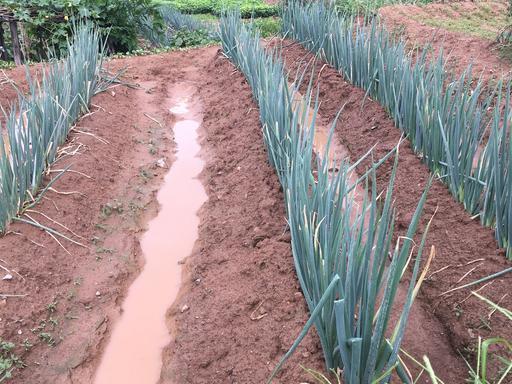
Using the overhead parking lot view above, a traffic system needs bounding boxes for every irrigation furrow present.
[94,82,206,383]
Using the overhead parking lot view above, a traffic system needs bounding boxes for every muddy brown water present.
[93,84,206,384]
[292,86,368,230]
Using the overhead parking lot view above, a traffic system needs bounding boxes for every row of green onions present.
[0,24,105,232]
[220,10,431,383]
[282,1,512,259]
[139,5,218,47]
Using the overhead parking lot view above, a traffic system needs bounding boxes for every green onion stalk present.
[0,24,106,232]
[220,10,432,383]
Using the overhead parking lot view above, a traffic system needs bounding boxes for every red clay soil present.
[0,67,31,101]
[0,52,183,383]
[0,47,323,383]
[160,49,322,383]
[277,41,512,381]
[379,1,512,80]
[0,63,47,111]
[2,38,509,384]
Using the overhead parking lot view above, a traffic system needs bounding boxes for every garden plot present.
[0,2,511,384]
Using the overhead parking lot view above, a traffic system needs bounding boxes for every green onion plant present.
[0,24,105,233]
[220,10,432,383]
[480,82,512,254]
[282,1,512,258]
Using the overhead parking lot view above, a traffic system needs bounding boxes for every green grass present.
[249,16,281,37]
[190,14,281,37]
[153,0,279,18]
[0,61,15,70]
[191,13,219,22]
[0,340,23,381]
[411,2,509,40]
[499,43,512,61]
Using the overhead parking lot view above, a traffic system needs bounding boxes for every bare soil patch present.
[379,1,512,80]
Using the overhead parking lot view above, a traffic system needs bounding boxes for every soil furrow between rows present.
[160,49,322,383]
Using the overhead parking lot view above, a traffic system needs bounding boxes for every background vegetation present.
[333,0,430,15]
[0,0,280,65]
[153,0,278,18]
[1,0,162,58]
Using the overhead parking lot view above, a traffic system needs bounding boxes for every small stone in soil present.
[156,158,166,168]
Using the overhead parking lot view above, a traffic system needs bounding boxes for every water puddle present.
[94,84,206,384]
[169,102,188,115]
[290,85,367,221]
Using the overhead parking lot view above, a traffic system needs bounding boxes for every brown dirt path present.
[379,1,512,80]
[277,41,512,382]
[160,48,322,383]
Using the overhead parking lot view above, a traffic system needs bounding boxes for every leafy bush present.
[250,17,281,37]
[154,0,212,14]
[139,6,217,48]
[2,0,162,58]
[169,29,213,47]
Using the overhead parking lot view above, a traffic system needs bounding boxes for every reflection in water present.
[169,102,188,115]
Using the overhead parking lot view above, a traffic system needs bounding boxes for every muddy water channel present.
[94,84,206,384]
